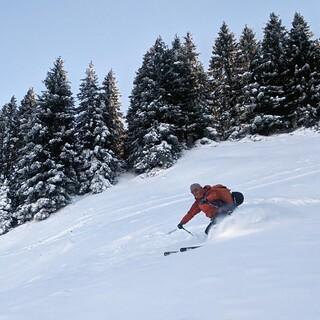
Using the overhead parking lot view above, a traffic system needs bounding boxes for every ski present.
[164,245,202,256]
[164,250,179,256]
[180,245,202,252]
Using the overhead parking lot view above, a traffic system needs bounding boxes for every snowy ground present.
[1,129,320,320]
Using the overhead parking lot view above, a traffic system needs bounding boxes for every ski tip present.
[164,250,179,256]
[164,245,202,256]
[180,245,202,252]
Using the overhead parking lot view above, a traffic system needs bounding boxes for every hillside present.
[0,130,320,320]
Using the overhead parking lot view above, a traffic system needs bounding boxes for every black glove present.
[177,223,183,229]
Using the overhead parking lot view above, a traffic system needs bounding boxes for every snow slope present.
[1,130,320,320]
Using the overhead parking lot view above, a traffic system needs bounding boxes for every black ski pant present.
[204,204,236,235]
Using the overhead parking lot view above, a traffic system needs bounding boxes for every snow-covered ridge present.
[0,129,320,320]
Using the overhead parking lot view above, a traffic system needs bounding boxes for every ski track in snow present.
[109,196,190,222]
[246,168,320,190]
[241,163,320,189]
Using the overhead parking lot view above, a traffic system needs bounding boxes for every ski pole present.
[168,226,193,236]
[182,226,194,236]
[167,228,177,235]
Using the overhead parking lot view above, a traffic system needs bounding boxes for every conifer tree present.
[0,97,19,180]
[76,63,121,193]
[163,33,211,145]
[0,182,12,235]
[285,13,319,127]
[8,89,38,212]
[13,97,49,223]
[101,70,125,158]
[0,110,5,181]
[13,58,77,222]
[43,58,78,196]
[17,88,38,149]
[239,26,259,69]
[160,36,186,137]
[252,13,289,134]
[132,120,180,173]
[235,25,260,136]
[126,37,182,173]
[208,22,240,139]
[309,40,320,124]
[183,33,212,144]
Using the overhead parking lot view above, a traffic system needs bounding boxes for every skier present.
[177,183,244,234]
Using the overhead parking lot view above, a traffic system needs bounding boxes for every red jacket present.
[180,184,233,225]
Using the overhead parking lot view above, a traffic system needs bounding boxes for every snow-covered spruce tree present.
[284,13,320,128]
[182,33,212,144]
[7,89,38,212]
[0,110,5,181]
[252,13,289,135]
[11,94,49,223]
[158,36,186,139]
[42,58,78,197]
[132,116,181,173]
[208,22,241,140]
[162,34,211,146]
[76,63,121,194]
[126,37,182,173]
[13,58,78,222]
[309,40,320,125]
[232,25,260,138]
[100,70,126,159]
[17,88,38,148]
[0,97,19,180]
[0,182,12,235]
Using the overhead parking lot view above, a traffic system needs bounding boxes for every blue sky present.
[0,0,319,112]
